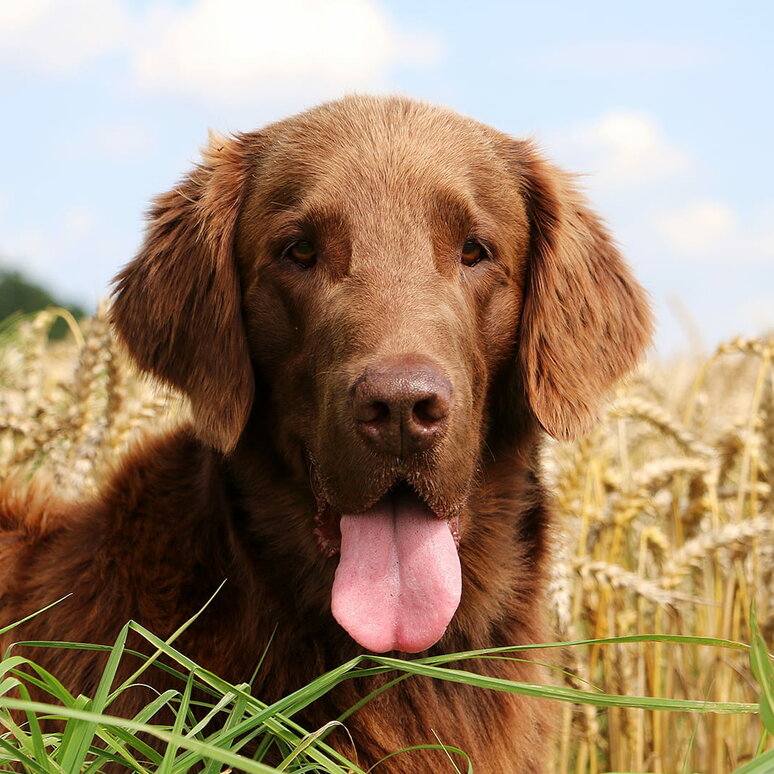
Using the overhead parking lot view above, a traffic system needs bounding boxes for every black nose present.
[351,357,452,456]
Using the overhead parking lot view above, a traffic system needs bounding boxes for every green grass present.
[1,601,771,773]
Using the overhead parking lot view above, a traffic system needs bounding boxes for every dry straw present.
[550,335,774,774]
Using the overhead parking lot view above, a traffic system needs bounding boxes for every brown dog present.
[0,96,652,772]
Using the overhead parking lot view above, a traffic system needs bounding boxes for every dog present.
[0,96,652,772]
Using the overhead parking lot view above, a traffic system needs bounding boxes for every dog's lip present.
[312,477,461,558]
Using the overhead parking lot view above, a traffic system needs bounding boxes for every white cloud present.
[551,112,774,268]
[657,200,737,253]
[0,0,441,106]
[655,199,774,264]
[130,0,443,105]
[550,111,692,192]
[0,0,130,74]
[538,41,710,72]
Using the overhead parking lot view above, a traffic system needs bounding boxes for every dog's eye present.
[461,239,485,267]
[287,240,317,266]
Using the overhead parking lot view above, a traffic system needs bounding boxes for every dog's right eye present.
[461,239,485,267]
[285,240,317,267]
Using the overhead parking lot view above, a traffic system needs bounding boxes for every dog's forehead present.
[257,97,514,202]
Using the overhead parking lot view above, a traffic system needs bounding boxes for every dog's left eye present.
[286,240,317,266]
[461,239,485,267]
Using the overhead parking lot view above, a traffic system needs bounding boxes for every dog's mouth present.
[313,480,461,555]
[312,478,463,653]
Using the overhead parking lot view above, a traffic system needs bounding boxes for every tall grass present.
[1,309,773,773]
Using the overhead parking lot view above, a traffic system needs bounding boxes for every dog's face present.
[111,96,652,653]
[236,101,530,521]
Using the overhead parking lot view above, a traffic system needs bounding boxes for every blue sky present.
[1,0,772,354]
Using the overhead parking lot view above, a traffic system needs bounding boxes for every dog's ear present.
[515,142,653,440]
[111,132,258,453]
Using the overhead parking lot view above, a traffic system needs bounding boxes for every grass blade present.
[0,596,72,639]
[749,605,774,735]
[365,656,758,714]
[58,622,129,772]
[729,746,774,774]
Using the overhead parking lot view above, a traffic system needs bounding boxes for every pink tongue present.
[331,490,462,653]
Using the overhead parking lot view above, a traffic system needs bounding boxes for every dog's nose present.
[352,358,452,456]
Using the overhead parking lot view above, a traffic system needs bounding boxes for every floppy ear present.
[515,142,653,440]
[111,132,258,453]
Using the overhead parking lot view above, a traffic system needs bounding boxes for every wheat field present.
[1,308,772,774]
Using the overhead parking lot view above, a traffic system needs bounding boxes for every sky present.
[1,0,772,355]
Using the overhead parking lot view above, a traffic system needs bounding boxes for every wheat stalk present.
[609,396,714,458]
[663,515,774,585]
[573,558,710,607]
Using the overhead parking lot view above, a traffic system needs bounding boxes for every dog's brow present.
[430,188,504,250]
[431,189,476,235]
[260,179,305,212]
[266,203,349,238]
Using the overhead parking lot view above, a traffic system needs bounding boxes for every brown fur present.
[0,96,652,772]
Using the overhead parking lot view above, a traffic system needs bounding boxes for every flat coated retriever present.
[0,96,652,772]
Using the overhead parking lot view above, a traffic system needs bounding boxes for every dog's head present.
[112,96,652,653]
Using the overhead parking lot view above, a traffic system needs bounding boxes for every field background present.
[1,309,772,774]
